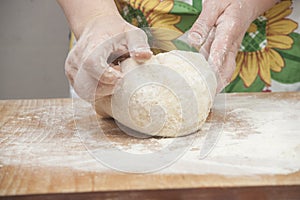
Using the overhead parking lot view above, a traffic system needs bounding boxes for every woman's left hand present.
[188,0,279,92]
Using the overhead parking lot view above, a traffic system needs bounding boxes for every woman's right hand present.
[65,14,152,103]
[57,0,152,104]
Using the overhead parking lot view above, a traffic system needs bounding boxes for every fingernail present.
[188,32,204,45]
[106,67,122,77]
[135,47,152,53]
[130,49,153,63]
[107,67,113,73]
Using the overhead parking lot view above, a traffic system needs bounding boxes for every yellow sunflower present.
[232,0,298,87]
[115,0,183,51]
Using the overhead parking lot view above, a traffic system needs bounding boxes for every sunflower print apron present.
[70,0,300,92]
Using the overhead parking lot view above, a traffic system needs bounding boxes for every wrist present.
[72,12,121,39]
[57,0,121,39]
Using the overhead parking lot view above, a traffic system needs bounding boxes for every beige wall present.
[0,0,70,99]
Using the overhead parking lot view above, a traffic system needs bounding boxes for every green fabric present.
[174,14,198,32]
[240,17,267,52]
[171,1,200,32]
[272,32,300,84]
[116,0,300,92]
[171,1,200,14]
[172,39,198,52]
[120,5,149,28]
[192,0,202,12]
[224,76,266,93]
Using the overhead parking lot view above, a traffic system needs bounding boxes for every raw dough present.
[95,50,217,137]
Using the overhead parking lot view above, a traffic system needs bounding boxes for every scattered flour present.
[0,94,299,175]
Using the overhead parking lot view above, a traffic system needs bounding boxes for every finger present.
[107,50,129,64]
[74,67,120,101]
[126,28,152,62]
[95,82,116,99]
[213,34,244,93]
[94,96,111,118]
[208,13,244,74]
[132,51,153,63]
[215,51,237,93]
[199,27,216,60]
[64,43,84,87]
[73,66,99,101]
[100,67,122,85]
[65,57,78,87]
[112,64,121,72]
[98,65,123,97]
[81,35,125,82]
[188,0,229,46]
[65,64,78,87]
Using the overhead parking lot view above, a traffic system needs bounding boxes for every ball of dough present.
[95,50,217,137]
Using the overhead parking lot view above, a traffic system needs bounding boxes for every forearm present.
[57,0,120,39]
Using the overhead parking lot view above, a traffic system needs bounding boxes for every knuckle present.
[65,56,74,70]
[194,19,209,31]
[64,68,74,86]
[232,17,242,28]
[82,57,94,71]
[202,0,212,9]
[226,16,243,31]
[65,63,74,79]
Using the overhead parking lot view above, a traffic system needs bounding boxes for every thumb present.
[126,28,152,62]
[188,0,227,46]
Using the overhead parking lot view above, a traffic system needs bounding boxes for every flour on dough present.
[96,50,217,137]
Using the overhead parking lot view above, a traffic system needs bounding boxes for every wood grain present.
[0,93,300,199]
[3,186,300,200]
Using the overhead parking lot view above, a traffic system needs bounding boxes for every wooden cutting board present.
[0,92,299,199]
